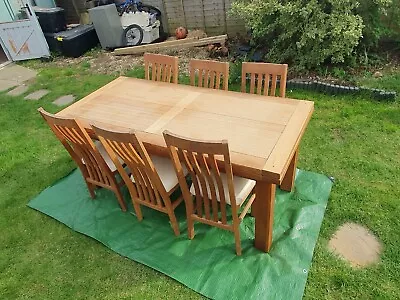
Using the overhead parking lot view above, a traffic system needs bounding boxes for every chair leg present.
[187,216,195,240]
[234,227,242,256]
[113,184,127,212]
[85,181,96,199]
[168,210,180,236]
[132,200,143,221]
[185,197,195,239]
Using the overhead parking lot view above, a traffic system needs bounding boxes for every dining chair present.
[37,108,127,211]
[189,59,229,90]
[163,131,256,255]
[92,125,187,236]
[241,62,288,97]
[144,53,179,84]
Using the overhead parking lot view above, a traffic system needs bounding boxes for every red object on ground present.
[175,27,188,39]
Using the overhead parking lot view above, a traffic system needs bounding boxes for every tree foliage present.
[231,0,394,70]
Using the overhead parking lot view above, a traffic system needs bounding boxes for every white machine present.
[120,11,160,46]
[89,4,162,49]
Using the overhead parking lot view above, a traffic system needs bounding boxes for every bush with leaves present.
[231,0,392,70]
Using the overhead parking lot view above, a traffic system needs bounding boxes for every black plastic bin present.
[45,25,99,57]
[33,7,66,33]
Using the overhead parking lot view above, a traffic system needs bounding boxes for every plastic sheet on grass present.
[28,169,333,300]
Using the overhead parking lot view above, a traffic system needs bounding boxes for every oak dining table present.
[57,76,314,253]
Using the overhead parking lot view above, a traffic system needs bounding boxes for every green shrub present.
[231,0,393,70]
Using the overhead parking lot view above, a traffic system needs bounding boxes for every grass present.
[0,63,399,299]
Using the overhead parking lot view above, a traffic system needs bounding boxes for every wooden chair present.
[241,62,288,97]
[144,53,179,84]
[92,125,187,236]
[189,59,229,90]
[163,131,256,255]
[37,108,127,211]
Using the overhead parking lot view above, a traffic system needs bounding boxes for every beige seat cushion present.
[129,155,188,192]
[94,141,123,172]
[190,175,255,205]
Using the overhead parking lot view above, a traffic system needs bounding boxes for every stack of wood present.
[113,35,228,56]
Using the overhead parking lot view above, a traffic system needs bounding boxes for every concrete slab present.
[328,222,382,268]
[0,64,37,81]
[7,84,29,96]
[0,80,17,92]
[0,64,37,92]
[24,89,50,101]
[52,94,76,106]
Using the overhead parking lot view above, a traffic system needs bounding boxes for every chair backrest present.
[241,62,288,97]
[92,126,172,209]
[163,130,237,225]
[37,108,114,186]
[144,53,179,84]
[189,59,229,90]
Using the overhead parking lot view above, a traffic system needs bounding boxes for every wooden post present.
[254,182,276,252]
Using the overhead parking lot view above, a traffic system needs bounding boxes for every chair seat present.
[94,141,122,172]
[190,175,255,205]
[130,155,188,192]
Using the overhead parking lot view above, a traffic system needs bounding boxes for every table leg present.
[280,149,299,192]
[254,181,276,252]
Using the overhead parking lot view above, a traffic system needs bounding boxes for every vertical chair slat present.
[271,74,277,96]
[198,69,204,87]
[250,73,256,94]
[162,64,168,82]
[151,63,156,81]
[144,60,149,80]
[187,151,210,219]
[167,65,172,83]
[197,153,219,221]
[207,154,227,223]
[263,74,270,96]
[156,63,162,82]
[215,71,221,90]
[209,71,215,89]
[256,73,263,95]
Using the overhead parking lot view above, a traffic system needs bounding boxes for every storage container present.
[45,25,99,57]
[33,7,66,33]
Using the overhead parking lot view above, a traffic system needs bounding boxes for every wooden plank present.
[113,37,198,55]
[113,35,228,55]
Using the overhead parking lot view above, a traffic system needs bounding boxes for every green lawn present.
[0,63,399,299]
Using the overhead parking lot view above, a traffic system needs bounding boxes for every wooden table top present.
[57,77,314,183]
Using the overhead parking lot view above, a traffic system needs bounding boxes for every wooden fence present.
[143,0,246,36]
[59,0,246,36]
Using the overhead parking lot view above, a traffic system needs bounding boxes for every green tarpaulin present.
[28,169,332,300]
